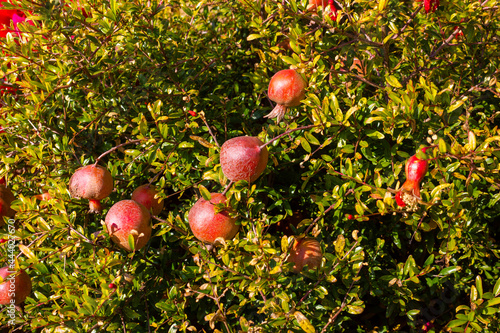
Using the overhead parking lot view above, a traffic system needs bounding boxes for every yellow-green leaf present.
[294,311,316,333]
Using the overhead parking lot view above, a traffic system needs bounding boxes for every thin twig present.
[260,124,319,149]
[94,139,143,166]
[200,114,220,148]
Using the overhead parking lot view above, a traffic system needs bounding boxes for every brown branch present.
[94,139,143,166]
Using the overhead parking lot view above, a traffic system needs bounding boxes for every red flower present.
[423,0,439,13]
[188,110,197,117]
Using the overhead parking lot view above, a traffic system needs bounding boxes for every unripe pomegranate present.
[288,238,322,273]
[68,164,113,213]
[220,136,268,183]
[0,267,32,305]
[188,193,239,244]
[0,185,16,226]
[104,200,152,251]
[266,69,307,122]
[396,149,429,208]
[131,184,164,216]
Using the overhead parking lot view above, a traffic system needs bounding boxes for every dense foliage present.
[1,0,500,332]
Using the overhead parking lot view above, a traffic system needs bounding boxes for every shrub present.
[1,0,500,332]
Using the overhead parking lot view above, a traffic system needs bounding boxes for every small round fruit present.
[266,69,307,122]
[108,283,116,289]
[0,185,15,225]
[0,267,32,305]
[188,193,239,244]
[69,164,113,212]
[220,136,269,183]
[131,184,164,216]
[288,238,322,273]
[105,200,152,251]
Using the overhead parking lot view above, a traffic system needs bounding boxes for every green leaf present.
[493,277,500,296]
[439,266,461,276]
[247,34,262,41]
[447,319,468,328]
[386,75,402,88]
[347,304,365,315]
[128,234,135,252]
[485,297,500,307]
[294,311,316,333]
[365,129,385,139]
[470,285,478,302]
[476,275,483,299]
[378,0,388,11]
[198,185,212,201]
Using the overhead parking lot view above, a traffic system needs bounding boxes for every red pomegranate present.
[131,184,164,216]
[266,69,307,122]
[396,148,430,208]
[0,267,32,305]
[68,164,113,212]
[220,136,268,183]
[104,200,152,251]
[0,185,15,226]
[288,238,323,273]
[188,193,239,244]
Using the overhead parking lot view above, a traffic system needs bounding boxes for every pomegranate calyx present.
[89,199,103,213]
[264,104,287,122]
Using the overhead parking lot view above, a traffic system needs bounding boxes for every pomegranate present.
[396,149,430,209]
[188,193,239,244]
[328,0,339,20]
[0,267,32,305]
[266,69,307,122]
[220,136,268,183]
[416,0,439,13]
[288,238,323,273]
[424,0,439,13]
[33,192,52,201]
[68,164,113,213]
[307,0,328,10]
[131,184,164,216]
[104,200,152,251]
[0,184,15,225]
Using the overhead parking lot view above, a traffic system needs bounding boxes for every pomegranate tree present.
[395,148,430,209]
[68,164,113,213]
[188,193,239,244]
[220,136,269,183]
[0,267,32,305]
[266,69,307,122]
[104,200,152,251]
[288,238,323,273]
[131,184,164,216]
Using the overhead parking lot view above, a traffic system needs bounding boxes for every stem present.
[152,215,188,236]
[200,113,220,148]
[221,180,234,196]
[94,139,142,166]
[260,124,319,149]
